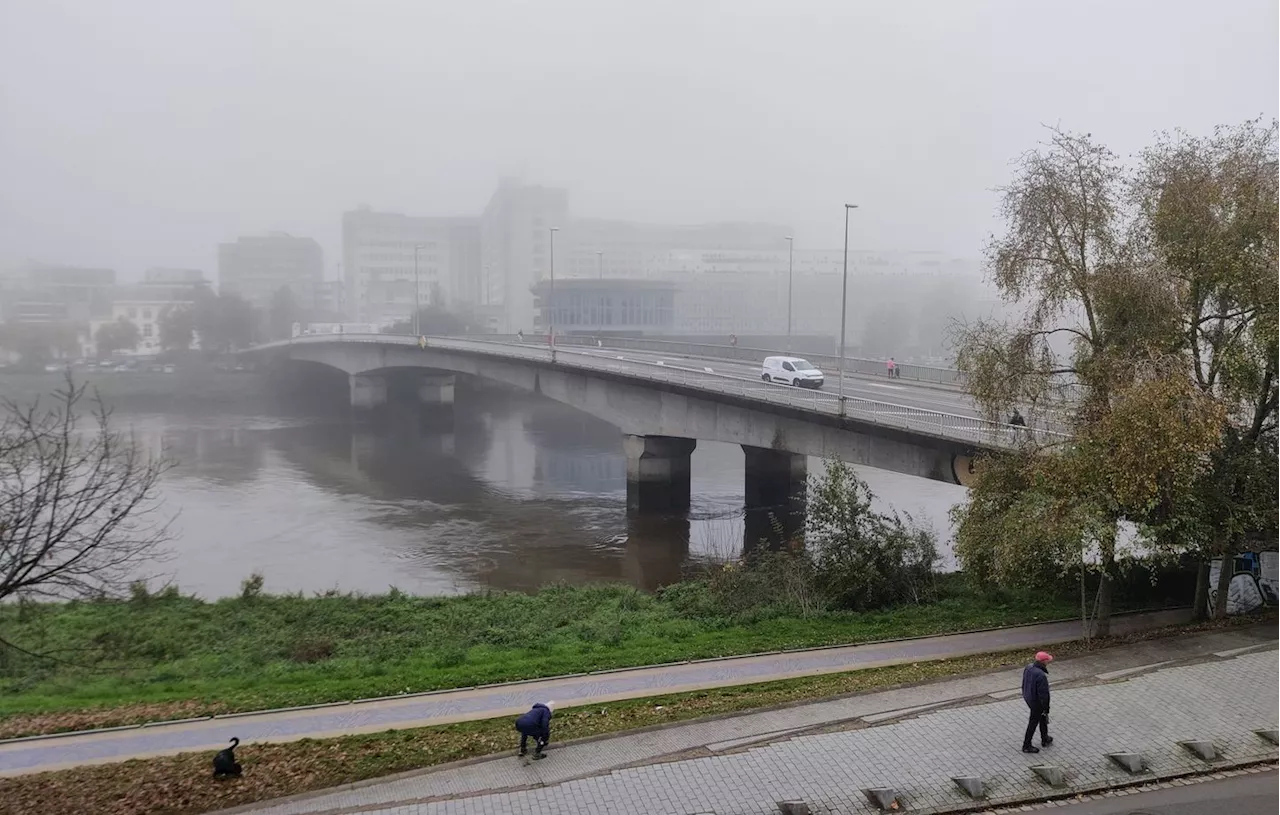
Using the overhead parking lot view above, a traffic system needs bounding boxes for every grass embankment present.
[0,578,1091,738]
[1,616,1265,815]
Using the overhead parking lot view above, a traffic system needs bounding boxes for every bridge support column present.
[624,435,696,512]
[349,374,388,412]
[742,446,807,553]
[416,373,456,429]
[417,374,455,407]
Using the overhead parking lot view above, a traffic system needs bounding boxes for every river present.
[118,382,967,598]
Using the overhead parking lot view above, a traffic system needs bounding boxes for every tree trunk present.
[1191,561,1210,621]
[1212,548,1234,619]
[1094,570,1114,639]
[1092,525,1118,639]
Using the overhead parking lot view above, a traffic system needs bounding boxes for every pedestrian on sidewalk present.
[515,701,555,759]
[1021,651,1054,753]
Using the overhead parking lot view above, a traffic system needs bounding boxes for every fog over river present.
[125,384,966,599]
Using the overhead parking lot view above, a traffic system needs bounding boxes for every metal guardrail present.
[250,334,1069,449]
[547,335,966,386]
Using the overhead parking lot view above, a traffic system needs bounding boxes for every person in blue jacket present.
[1021,651,1054,753]
[515,701,555,758]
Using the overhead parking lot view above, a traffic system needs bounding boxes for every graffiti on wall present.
[1207,550,1279,615]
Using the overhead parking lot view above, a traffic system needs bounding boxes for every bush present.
[805,460,940,610]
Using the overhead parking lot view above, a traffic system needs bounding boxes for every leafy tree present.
[0,377,171,615]
[1133,118,1279,616]
[390,304,481,336]
[94,318,140,358]
[0,322,80,369]
[193,290,259,354]
[950,128,1223,636]
[268,285,300,341]
[805,459,938,609]
[157,306,196,352]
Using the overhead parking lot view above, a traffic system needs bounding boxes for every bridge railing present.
[255,333,1070,449]
[545,335,966,386]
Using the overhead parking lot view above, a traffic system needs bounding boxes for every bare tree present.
[0,377,172,613]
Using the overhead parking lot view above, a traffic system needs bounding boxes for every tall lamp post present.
[413,244,424,336]
[838,205,858,413]
[784,235,794,352]
[549,226,559,355]
[596,250,604,335]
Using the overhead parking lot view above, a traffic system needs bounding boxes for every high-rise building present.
[217,233,323,311]
[342,208,481,327]
[480,181,570,333]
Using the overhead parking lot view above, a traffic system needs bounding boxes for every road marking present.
[866,382,906,391]
[704,367,714,373]
[615,356,626,361]
[657,360,665,365]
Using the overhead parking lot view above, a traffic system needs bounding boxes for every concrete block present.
[777,802,811,815]
[863,787,901,811]
[1178,740,1218,761]
[952,776,985,799]
[1107,752,1146,774]
[1254,728,1279,745]
[1031,764,1067,787]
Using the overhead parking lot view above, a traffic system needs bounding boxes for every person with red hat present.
[1020,651,1054,753]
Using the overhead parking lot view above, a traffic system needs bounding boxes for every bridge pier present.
[349,374,388,412]
[624,434,697,512]
[742,446,807,553]
[416,373,456,428]
[623,513,690,590]
[417,373,456,407]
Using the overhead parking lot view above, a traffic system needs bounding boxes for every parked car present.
[761,356,824,389]
[43,363,62,373]
[163,364,176,374]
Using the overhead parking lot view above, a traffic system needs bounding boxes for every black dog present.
[212,737,242,778]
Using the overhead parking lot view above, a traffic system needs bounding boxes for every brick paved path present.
[0,609,1190,775]
[223,626,1276,815]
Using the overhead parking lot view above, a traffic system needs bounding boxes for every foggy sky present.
[2,0,1276,280]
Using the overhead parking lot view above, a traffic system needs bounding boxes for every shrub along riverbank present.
[0,571,1187,739]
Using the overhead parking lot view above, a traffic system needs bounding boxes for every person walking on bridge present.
[515,701,555,759]
[1021,651,1054,753]
[886,357,897,378]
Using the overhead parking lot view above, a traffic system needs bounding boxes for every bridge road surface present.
[564,343,985,417]
[0,609,1191,776]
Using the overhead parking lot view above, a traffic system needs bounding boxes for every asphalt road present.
[1053,771,1277,815]
[560,343,984,418]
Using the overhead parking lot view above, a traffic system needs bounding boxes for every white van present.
[761,356,824,389]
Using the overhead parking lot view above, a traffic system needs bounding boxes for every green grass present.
[0,576,1088,729]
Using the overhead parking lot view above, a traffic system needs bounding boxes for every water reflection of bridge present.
[263,412,686,591]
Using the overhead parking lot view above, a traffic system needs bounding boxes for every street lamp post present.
[413,244,424,337]
[596,250,604,335]
[549,227,559,355]
[784,235,794,352]
[839,205,858,414]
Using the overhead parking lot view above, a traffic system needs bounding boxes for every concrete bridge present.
[247,335,1063,525]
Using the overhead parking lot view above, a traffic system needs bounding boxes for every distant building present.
[217,233,323,311]
[342,208,481,327]
[96,270,209,355]
[0,262,116,324]
[531,279,678,335]
[480,181,570,333]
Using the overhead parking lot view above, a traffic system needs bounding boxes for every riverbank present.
[0,368,280,412]
[1,617,1269,815]
[0,575,1184,739]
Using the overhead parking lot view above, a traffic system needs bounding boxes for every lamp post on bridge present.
[839,205,858,415]
[549,226,559,360]
[413,244,424,337]
[597,250,604,336]
[785,235,794,353]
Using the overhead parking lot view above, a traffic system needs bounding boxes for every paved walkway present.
[0,609,1192,776]
[219,625,1277,815]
